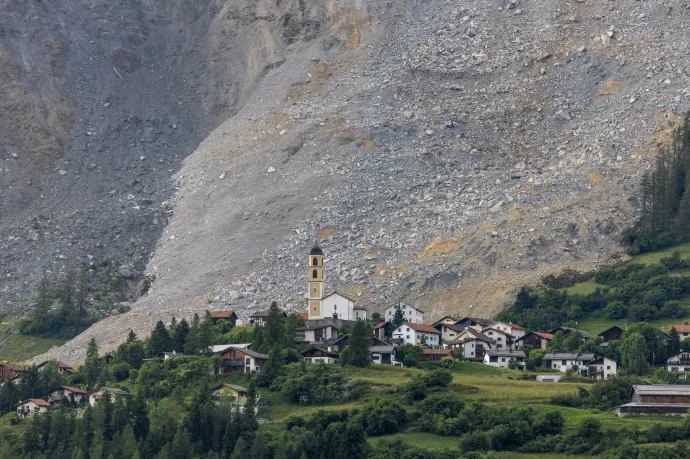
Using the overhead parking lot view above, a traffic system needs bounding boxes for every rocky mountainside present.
[20,0,690,364]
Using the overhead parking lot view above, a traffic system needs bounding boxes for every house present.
[517,332,553,350]
[301,347,339,364]
[483,321,526,341]
[543,353,596,373]
[598,326,624,344]
[210,384,248,406]
[455,317,493,332]
[482,327,513,350]
[371,345,395,365]
[483,350,526,369]
[89,387,131,406]
[210,343,251,354]
[373,321,390,340]
[431,316,461,328]
[392,322,440,347]
[36,361,75,376]
[667,352,690,373]
[418,349,454,362]
[48,386,88,405]
[216,346,268,374]
[551,326,593,340]
[445,337,495,360]
[329,334,388,353]
[16,399,50,417]
[671,325,690,338]
[295,318,352,343]
[615,385,690,417]
[305,246,367,321]
[249,310,286,327]
[0,362,24,384]
[585,357,617,380]
[436,323,466,343]
[211,310,238,326]
[384,303,425,324]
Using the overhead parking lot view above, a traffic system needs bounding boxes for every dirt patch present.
[596,80,623,97]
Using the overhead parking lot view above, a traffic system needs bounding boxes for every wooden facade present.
[218,347,267,374]
[0,363,23,384]
[598,326,623,343]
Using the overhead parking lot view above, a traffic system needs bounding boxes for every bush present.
[359,400,407,435]
[661,300,684,318]
[629,303,658,321]
[460,431,490,452]
[111,362,132,382]
[404,376,428,403]
[604,301,627,319]
[423,370,452,388]
[439,357,455,369]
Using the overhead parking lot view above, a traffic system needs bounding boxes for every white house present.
[667,352,690,373]
[392,322,440,346]
[543,353,596,373]
[48,386,88,405]
[295,320,345,343]
[484,322,526,341]
[445,337,495,360]
[385,303,425,324]
[481,327,512,350]
[586,357,617,379]
[89,387,131,407]
[483,350,526,369]
[436,323,466,343]
[371,345,396,365]
[301,347,339,364]
[16,399,50,417]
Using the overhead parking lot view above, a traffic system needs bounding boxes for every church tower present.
[307,246,324,319]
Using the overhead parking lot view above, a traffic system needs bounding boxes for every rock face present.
[23,0,690,363]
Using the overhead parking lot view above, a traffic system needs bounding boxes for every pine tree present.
[668,327,682,357]
[392,304,405,328]
[82,338,101,389]
[345,320,372,367]
[172,319,189,352]
[127,330,138,343]
[121,424,139,458]
[149,320,172,356]
[89,430,105,459]
[264,302,285,349]
[184,314,202,355]
[129,393,150,441]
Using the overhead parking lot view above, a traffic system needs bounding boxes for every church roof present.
[323,291,356,302]
[309,246,324,256]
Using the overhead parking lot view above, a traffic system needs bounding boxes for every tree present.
[391,305,405,328]
[82,338,101,389]
[172,319,189,352]
[184,314,202,355]
[563,331,583,352]
[621,332,647,375]
[264,302,285,350]
[371,312,382,322]
[340,320,372,367]
[148,320,172,356]
[603,301,627,320]
[546,331,565,353]
[668,327,682,357]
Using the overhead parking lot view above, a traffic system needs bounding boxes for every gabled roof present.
[460,329,495,343]
[431,315,461,327]
[210,383,248,393]
[552,326,593,339]
[440,323,466,333]
[482,326,511,336]
[507,322,525,330]
[456,317,493,327]
[37,360,74,370]
[323,291,356,303]
[211,311,237,319]
[370,345,394,353]
[18,398,50,407]
[233,347,269,360]
[598,325,624,336]
[0,362,24,372]
[58,385,87,395]
[544,353,596,361]
[519,331,553,341]
[373,321,389,329]
[421,349,454,355]
[210,343,251,354]
[98,387,130,396]
[301,347,339,358]
[634,385,690,396]
[386,303,426,314]
[399,322,440,334]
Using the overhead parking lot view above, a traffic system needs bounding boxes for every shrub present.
[460,431,490,452]
[604,301,627,319]
[629,303,658,321]
[423,369,453,388]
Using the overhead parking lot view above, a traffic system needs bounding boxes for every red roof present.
[534,332,554,340]
[0,363,24,372]
[422,348,454,355]
[299,313,309,320]
[671,325,690,333]
[404,322,440,334]
[374,321,389,329]
[60,385,87,395]
[24,398,50,407]
[211,311,237,319]
[508,322,525,330]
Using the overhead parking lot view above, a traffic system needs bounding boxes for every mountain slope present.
[29,0,690,363]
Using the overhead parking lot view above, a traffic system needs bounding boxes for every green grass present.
[631,242,690,265]
[0,326,67,363]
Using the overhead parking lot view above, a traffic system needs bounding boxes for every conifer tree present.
[149,320,172,356]
[172,318,189,353]
[392,305,405,328]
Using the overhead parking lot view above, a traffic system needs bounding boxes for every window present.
[501,358,505,362]
[606,366,611,370]
[313,257,318,266]
[312,269,318,279]
[246,358,251,365]
[406,335,410,340]
[406,328,410,332]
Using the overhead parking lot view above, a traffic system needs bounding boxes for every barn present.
[615,385,690,417]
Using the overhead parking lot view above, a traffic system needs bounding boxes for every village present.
[3,246,690,423]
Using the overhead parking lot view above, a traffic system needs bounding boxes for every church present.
[306,246,367,321]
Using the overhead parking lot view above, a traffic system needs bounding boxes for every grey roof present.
[100,387,130,396]
[237,347,269,359]
[617,402,690,409]
[210,343,251,354]
[250,310,270,317]
[309,246,324,256]
[457,317,493,327]
[634,385,690,395]
[215,345,268,359]
[464,329,495,343]
[441,323,466,333]
[301,347,339,358]
[370,345,394,353]
[296,318,355,331]
[485,350,526,358]
[543,353,595,361]
[554,326,593,339]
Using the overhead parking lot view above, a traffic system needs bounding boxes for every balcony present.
[221,359,245,367]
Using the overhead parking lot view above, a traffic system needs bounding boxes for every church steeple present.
[307,246,324,318]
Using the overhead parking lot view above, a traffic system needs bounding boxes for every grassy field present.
[0,322,67,363]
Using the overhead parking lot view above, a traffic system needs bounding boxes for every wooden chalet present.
[249,310,286,327]
[301,347,339,364]
[598,326,624,344]
[211,310,238,326]
[36,361,75,376]
[0,362,24,384]
[216,346,268,374]
[329,334,388,353]
[517,331,553,350]
[418,348,454,362]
